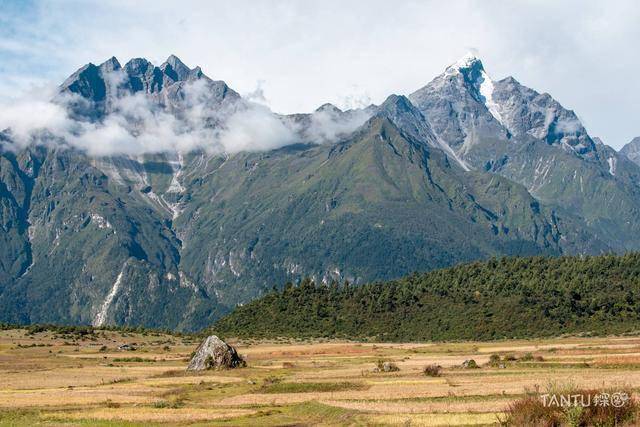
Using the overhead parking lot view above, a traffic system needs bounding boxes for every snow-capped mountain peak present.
[444,53,504,127]
[445,52,483,74]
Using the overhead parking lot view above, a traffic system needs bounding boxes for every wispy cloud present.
[0,80,300,156]
[0,62,373,156]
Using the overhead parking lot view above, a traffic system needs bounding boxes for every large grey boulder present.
[187,335,246,371]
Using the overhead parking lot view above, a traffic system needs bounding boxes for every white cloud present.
[218,103,296,152]
[304,108,371,144]
[0,96,70,142]
[242,80,269,105]
[0,75,329,156]
[337,88,373,111]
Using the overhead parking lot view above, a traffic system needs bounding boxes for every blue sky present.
[1,0,639,148]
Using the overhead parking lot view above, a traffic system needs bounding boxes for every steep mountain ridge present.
[58,55,239,121]
[410,54,640,251]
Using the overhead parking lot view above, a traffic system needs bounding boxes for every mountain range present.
[1,53,639,330]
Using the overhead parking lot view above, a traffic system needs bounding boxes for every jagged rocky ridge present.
[0,54,637,330]
[58,54,240,121]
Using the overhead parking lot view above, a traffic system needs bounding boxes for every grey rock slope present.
[0,54,634,331]
[410,54,640,251]
[620,137,640,166]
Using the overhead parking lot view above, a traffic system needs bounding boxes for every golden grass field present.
[0,328,639,426]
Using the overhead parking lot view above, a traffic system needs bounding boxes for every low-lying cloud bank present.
[0,77,371,157]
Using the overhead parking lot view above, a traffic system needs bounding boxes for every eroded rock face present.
[187,335,245,371]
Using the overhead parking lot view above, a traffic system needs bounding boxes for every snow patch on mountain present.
[608,157,617,176]
[435,136,471,171]
[529,156,555,194]
[166,152,186,194]
[93,263,126,326]
[162,153,186,220]
[445,52,480,75]
[477,71,504,127]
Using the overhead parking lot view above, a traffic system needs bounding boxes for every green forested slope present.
[213,254,640,341]
[2,114,593,330]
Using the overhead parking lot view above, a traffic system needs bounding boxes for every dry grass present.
[41,407,257,422]
[1,329,640,425]
[321,397,514,413]
[367,412,501,426]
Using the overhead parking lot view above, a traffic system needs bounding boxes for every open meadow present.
[0,328,639,426]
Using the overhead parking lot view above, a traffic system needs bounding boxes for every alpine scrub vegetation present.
[422,364,442,377]
[214,253,640,341]
[501,387,637,426]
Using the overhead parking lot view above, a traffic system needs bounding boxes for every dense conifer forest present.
[214,254,640,341]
